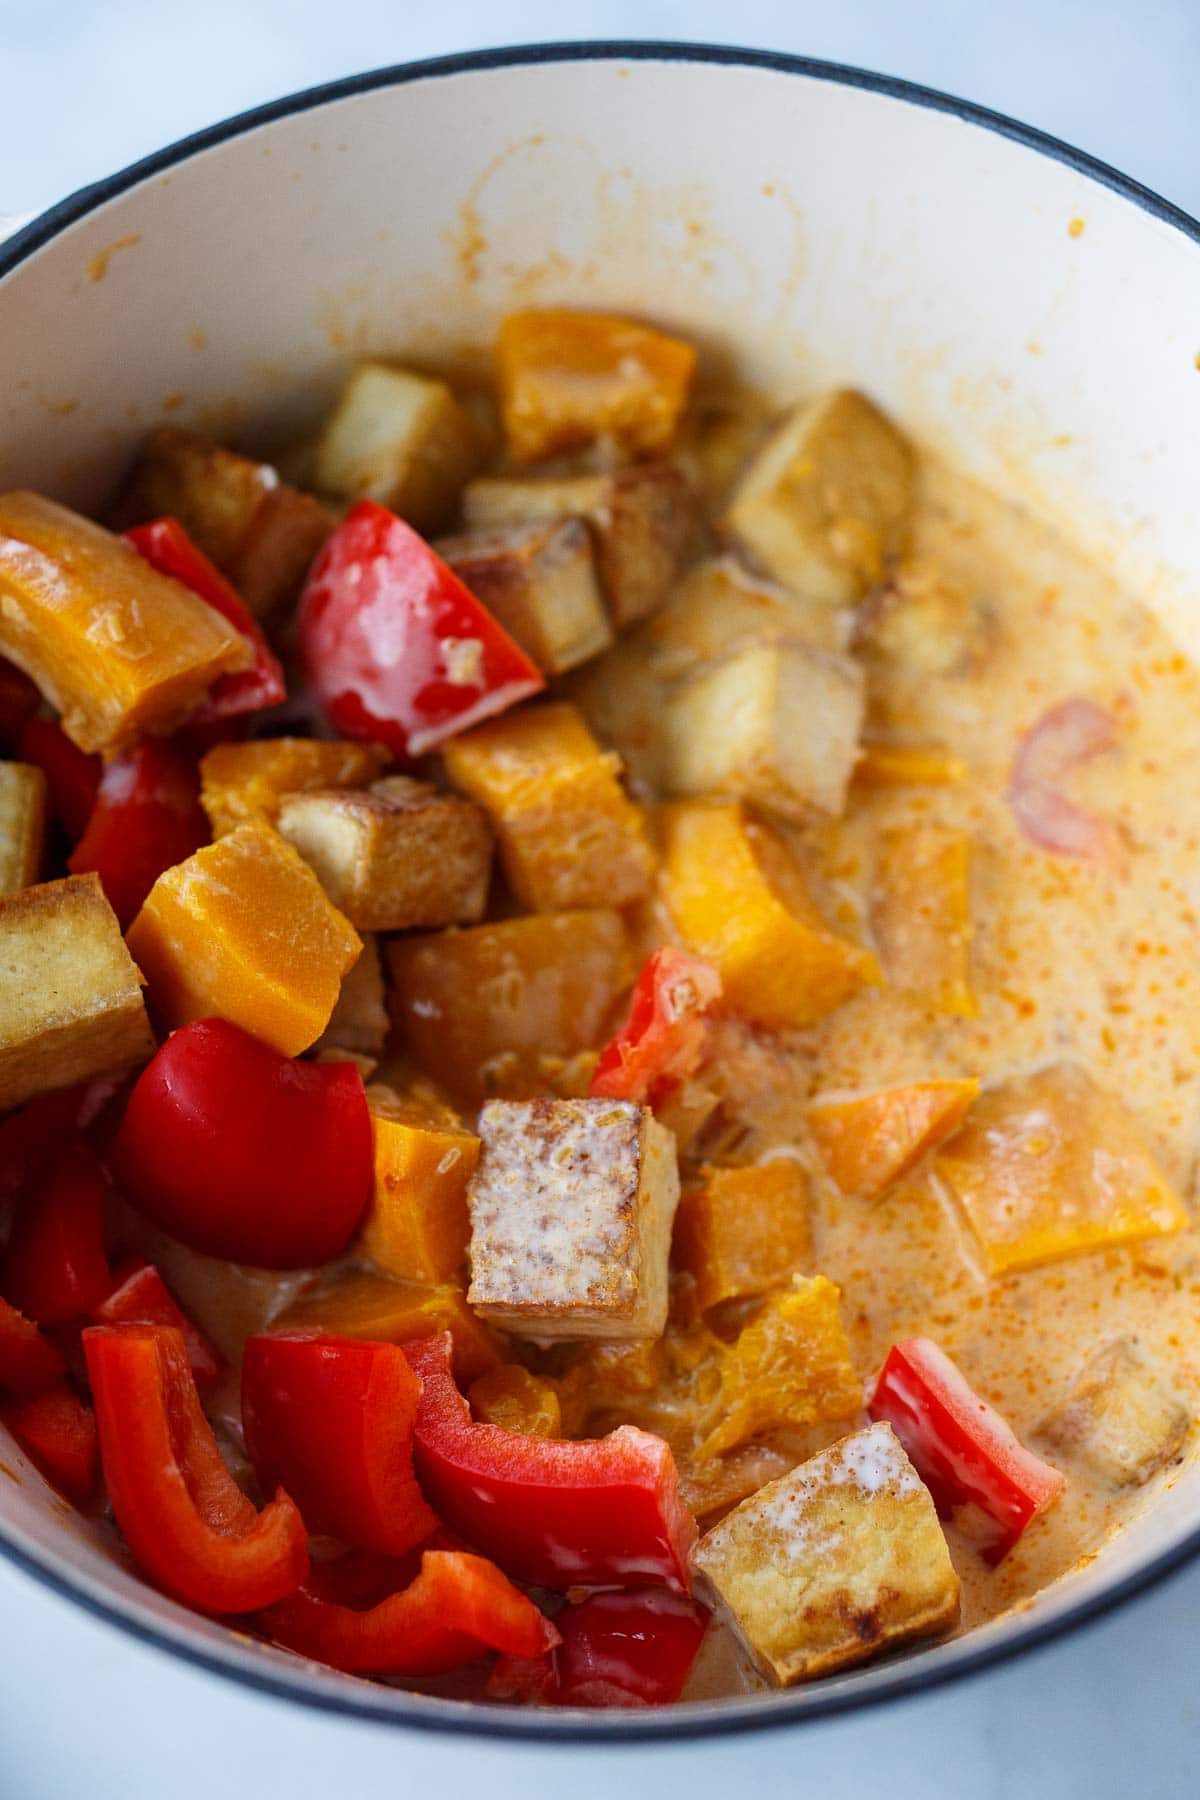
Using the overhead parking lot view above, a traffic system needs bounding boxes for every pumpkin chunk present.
[313,362,481,532]
[808,1078,979,1202]
[468,1364,562,1437]
[673,1161,812,1313]
[442,702,654,911]
[872,822,976,1017]
[1040,1338,1190,1489]
[278,1269,500,1381]
[935,1063,1189,1275]
[0,762,46,893]
[357,1080,479,1284]
[440,518,613,676]
[658,802,879,1030]
[853,741,967,788]
[126,822,361,1056]
[200,738,389,836]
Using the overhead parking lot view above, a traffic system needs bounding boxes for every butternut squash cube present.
[389,909,632,1106]
[853,741,967,788]
[358,1080,479,1284]
[313,362,481,531]
[496,309,696,463]
[0,872,154,1109]
[674,1161,812,1313]
[442,702,654,912]
[315,931,389,1056]
[468,1364,562,1437]
[0,762,46,893]
[935,1063,1188,1275]
[644,556,843,681]
[658,802,880,1030]
[1040,1338,1190,1489]
[692,1423,960,1684]
[724,389,914,603]
[0,492,250,754]
[126,822,361,1055]
[278,1269,499,1381]
[200,738,389,836]
[439,517,613,675]
[808,1078,980,1202]
[872,823,976,1017]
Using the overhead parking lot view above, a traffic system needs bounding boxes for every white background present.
[2,2,1200,1794]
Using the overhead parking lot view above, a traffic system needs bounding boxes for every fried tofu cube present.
[358,1080,479,1284]
[0,492,250,754]
[442,702,654,911]
[658,802,879,1031]
[673,1161,812,1313]
[463,464,694,629]
[692,1422,960,1684]
[808,1079,979,1202]
[276,780,492,930]
[315,931,389,1055]
[662,640,864,822]
[278,1269,500,1381]
[1041,1339,1190,1489]
[313,363,481,531]
[111,427,334,620]
[853,741,967,788]
[466,1097,680,1341]
[0,873,154,1109]
[389,909,632,1106]
[496,309,696,463]
[200,738,389,836]
[0,762,46,893]
[855,557,982,676]
[439,518,613,675]
[644,557,844,681]
[872,823,976,1017]
[467,1363,562,1437]
[126,822,361,1056]
[935,1063,1188,1275]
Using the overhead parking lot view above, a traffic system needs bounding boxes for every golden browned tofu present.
[673,1160,812,1314]
[855,556,983,675]
[466,1097,680,1342]
[724,390,914,603]
[439,518,613,675]
[643,557,844,681]
[463,463,694,629]
[276,779,492,931]
[442,702,654,912]
[0,492,250,754]
[0,762,46,894]
[935,1064,1188,1275]
[315,931,389,1056]
[872,823,976,1017]
[1041,1338,1190,1489]
[692,1422,960,1685]
[200,738,390,836]
[0,873,154,1108]
[313,363,481,532]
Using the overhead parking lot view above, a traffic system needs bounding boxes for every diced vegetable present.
[2,1142,112,1324]
[17,717,101,841]
[315,931,389,1055]
[468,1364,562,1438]
[1041,1338,1190,1489]
[0,761,45,893]
[440,518,613,675]
[673,1160,811,1314]
[872,822,976,1017]
[358,1082,478,1283]
[93,1259,224,1396]
[853,740,967,788]
[278,1270,500,1382]
[491,1589,708,1708]
[807,1078,979,1202]
[0,1295,67,1395]
[67,738,208,929]
[199,737,389,835]
[0,1382,98,1499]
[591,947,721,1109]
[313,362,481,531]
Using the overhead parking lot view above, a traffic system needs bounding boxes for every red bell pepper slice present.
[1,1143,113,1325]
[590,948,722,1108]
[0,1381,98,1499]
[258,1548,559,1676]
[297,500,544,758]
[94,1258,224,1395]
[0,1295,67,1395]
[17,717,101,842]
[0,656,41,748]
[242,1331,436,1556]
[83,1323,308,1613]
[114,1018,372,1269]
[404,1334,696,1592]
[123,519,286,722]
[68,738,209,929]
[867,1336,1065,1563]
[489,1588,709,1708]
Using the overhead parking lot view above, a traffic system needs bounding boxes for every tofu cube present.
[276,780,492,931]
[0,872,154,1109]
[315,931,389,1055]
[662,639,865,821]
[278,1269,499,1381]
[463,463,694,628]
[126,822,362,1056]
[200,738,390,836]
[466,1097,680,1342]
[1040,1338,1190,1489]
[673,1160,812,1314]
[856,556,983,675]
[692,1422,960,1684]
[643,556,844,680]
[807,1079,979,1202]
[442,702,654,912]
[439,517,613,675]
[872,823,977,1017]
[313,362,481,532]
[724,389,914,603]
[0,762,46,893]
[0,492,250,754]
[357,1080,480,1284]
[496,309,696,463]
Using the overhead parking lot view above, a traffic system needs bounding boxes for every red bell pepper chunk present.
[114,1018,372,1269]
[242,1331,436,1556]
[123,519,286,722]
[0,1381,98,1499]
[0,1295,67,1395]
[258,1548,559,1676]
[590,948,722,1108]
[297,500,544,758]
[489,1588,709,1708]
[1,1143,113,1325]
[404,1334,696,1592]
[0,656,41,748]
[17,717,101,842]
[867,1336,1065,1563]
[83,1323,308,1613]
[94,1258,224,1395]
[67,738,209,929]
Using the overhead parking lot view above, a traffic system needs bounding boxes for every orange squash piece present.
[126,822,361,1055]
[278,1269,500,1381]
[468,1364,562,1437]
[872,822,976,1017]
[808,1079,979,1202]
[674,1161,812,1312]
[200,738,389,836]
[853,742,967,788]
[357,1081,479,1284]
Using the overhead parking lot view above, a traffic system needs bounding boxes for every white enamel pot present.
[2,41,1199,1744]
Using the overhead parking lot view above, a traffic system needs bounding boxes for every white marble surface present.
[3,4,1200,1795]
